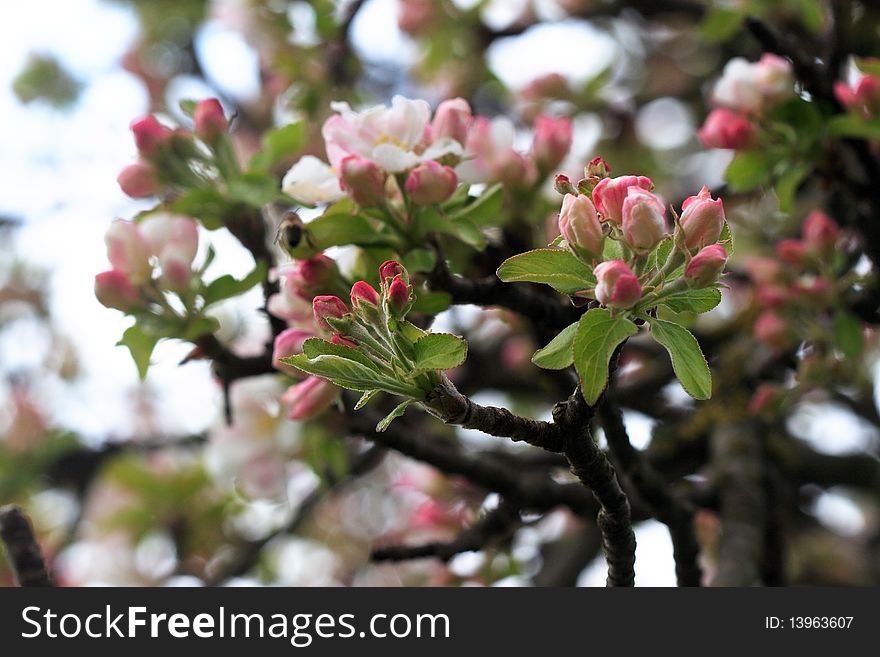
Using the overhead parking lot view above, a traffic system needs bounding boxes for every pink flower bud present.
[431,98,472,145]
[755,284,790,308]
[194,98,228,139]
[117,161,157,198]
[592,175,654,225]
[379,261,408,294]
[558,193,603,258]
[350,280,380,309]
[104,220,152,284]
[678,186,725,250]
[554,174,576,195]
[282,376,338,421]
[834,74,880,118]
[745,256,783,285]
[494,151,537,190]
[776,239,808,267]
[405,160,458,205]
[272,328,312,376]
[387,275,412,317]
[748,384,781,416]
[621,187,667,252]
[586,156,611,179]
[290,254,339,298]
[697,109,755,150]
[397,0,436,35]
[94,270,140,311]
[521,73,569,102]
[130,115,171,156]
[340,156,386,207]
[593,260,642,309]
[312,295,349,331]
[684,244,728,287]
[531,115,573,172]
[753,311,790,348]
[801,210,839,252]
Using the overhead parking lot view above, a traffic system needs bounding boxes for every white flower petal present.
[371,143,420,173]
[281,156,345,204]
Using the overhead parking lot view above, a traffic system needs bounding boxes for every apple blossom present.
[834,74,880,118]
[267,270,314,324]
[289,254,340,299]
[387,275,412,318]
[379,260,407,288]
[591,175,653,225]
[697,108,755,150]
[322,95,462,174]
[558,193,603,259]
[621,187,667,253]
[593,260,642,309]
[711,54,794,114]
[404,160,458,205]
[281,155,346,205]
[350,281,380,309]
[678,186,725,250]
[776,239,808,267]
[459,116,536,187]
[753,310,791,348]
[139,214,199,266]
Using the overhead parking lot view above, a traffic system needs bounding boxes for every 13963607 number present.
[790,617,853,629]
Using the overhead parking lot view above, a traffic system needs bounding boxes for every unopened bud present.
[95,270,140,311]
[558,193,603,259]
[592,175,653,225]
[405,160,457,205]
[431,97,472,145]
[593,260,642,309]
[312,295,349,331]
[531,115,572,173]
[282,376,338,421]
[387,275,412,318]
[586,156,611,179]
[130,115,172,156]
[117,161,157,198]
[621,187,667,253]
[194,98,228,139]
[678,186,725,250]
[684,244,728,287]
[272,328,312,376]
[340,156,386,207]
[802,210,839,253]
[554,174,576,195]
[291,254,339,298]
[379,260,408,290]
[350,280,380,309]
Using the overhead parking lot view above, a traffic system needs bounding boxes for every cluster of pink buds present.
[94,214,200,311]
[697,54,794,151]
[117,98,230,199]
[747,210,843,351]
[555,159,728,311]
[834,73,880,119]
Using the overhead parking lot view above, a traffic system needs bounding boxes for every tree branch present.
[598,401,702,586]
[0,505,53,587]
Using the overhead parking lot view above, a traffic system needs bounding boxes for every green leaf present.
[496,249,595,295]
[532,321,578,370]
[248,122,307,173]
[402,248,437,273]
[289,212,394,258]
[399,321,427,342]
[410,290,452,315]
[282,353,417,395]
[775,164,811,213]
[118,325,159,381]
[659,287,722,315]
[412,333,468,371]
[833,311,864,359]
[602,237,625,262]
[573,308,638,405]
[376,400,413,432]
[178,99,197,118]
[416,208,486,250]
[355,389,381,410]
[302,337,377,369]
[699,7,744,41]
[827,114,880,141]
[648,318,712,400]
[725,151,772,193]
[169,188,232,230]
[202,261,267,307]
[447,184,504,226]
[227,172,280,208]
